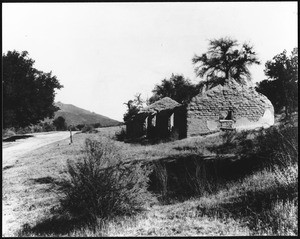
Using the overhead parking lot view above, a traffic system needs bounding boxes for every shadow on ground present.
[3,135,34,142]
[147,151,265,201]
[18,213,94,236]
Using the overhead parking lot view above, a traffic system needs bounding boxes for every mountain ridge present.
[50,102,122,127]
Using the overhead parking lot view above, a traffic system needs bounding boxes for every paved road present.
[2,131,71,169]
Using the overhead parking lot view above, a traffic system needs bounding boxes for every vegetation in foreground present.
[9,116,297,237]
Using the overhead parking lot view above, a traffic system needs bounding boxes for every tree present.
[149,74,199,104]
[192,37,260,89]
[53,116,67,131]
[123,93,145,122]
[3,50,63,129]
[256,48,298,117]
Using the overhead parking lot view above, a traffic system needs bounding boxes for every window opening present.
[225,110,232,120]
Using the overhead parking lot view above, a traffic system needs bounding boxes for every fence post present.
[69,126,73,144]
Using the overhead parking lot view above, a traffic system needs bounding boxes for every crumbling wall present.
[126,115,147,139]
[187,81,274,136]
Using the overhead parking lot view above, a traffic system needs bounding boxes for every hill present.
[48,102,122,127]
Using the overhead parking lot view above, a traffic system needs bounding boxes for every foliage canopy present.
[192,37,260,88]
[3,50,63,128]
[256,48,298,116]
[123,93,145,122]
[52,116,67,131]
[149,74,199,104]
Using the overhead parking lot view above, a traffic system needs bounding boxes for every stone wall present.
[186,80,274,136]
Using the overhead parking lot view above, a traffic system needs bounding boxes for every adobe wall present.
[126,115,147,138]
[186,82,274,136]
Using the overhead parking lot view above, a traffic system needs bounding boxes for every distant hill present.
[45,102,122,127]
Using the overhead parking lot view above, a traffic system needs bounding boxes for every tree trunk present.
[225,70,229,80]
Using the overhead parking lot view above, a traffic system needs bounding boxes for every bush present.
[56,137,152,222]
[43,122,56,132]
[93,123,102,128]
[76,124,85,131]
[115,127,127,141]
[81,124,95,133]
[16,126,32,134]
[69,125,79,131]
[209,124,298,171]
[2,128,16,138]
[30,124,43,132]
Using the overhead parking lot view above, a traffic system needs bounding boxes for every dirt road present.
[2,131,75,236]
[2,131,72,169]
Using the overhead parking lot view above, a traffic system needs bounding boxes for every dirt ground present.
[2,131,72,169]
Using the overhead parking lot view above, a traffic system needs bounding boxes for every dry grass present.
[3,127,223,236]
[2,132,89,236]
[3,125,298,237]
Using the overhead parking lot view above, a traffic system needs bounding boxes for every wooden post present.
[69,126,73,144]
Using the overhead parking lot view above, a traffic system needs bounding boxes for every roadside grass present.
[19,163,297,236]
[5,128,226,236]
[2,132,88,236]
[4,124,298,236]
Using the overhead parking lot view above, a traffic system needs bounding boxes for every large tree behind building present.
[123,93,145,122]
[256,48,298,117]
[3,50,63,129]
[192,37,260,89]
[149,74,199,104]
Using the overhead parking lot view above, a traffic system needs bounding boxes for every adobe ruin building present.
[125,80,274,139]
[126,97,186,139]
[186,80,274,136]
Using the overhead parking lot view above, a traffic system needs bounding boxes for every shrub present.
[93,123,102,128]
[69,125,79,131]
[31,124,43,132]
[76,124,85,131]
[43,122,56,132]
[81,124,95,133]
[2,128,16,138]
[208,124,298,171]
[15,126,32,134]
[55,137,152,222]
[115,127,127,141]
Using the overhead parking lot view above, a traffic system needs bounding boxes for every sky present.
[2,2,298,121]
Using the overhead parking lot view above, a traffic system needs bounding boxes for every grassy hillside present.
[45,102,122,127]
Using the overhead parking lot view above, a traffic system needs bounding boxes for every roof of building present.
[189,79,273,109]
[139,97,182,114]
